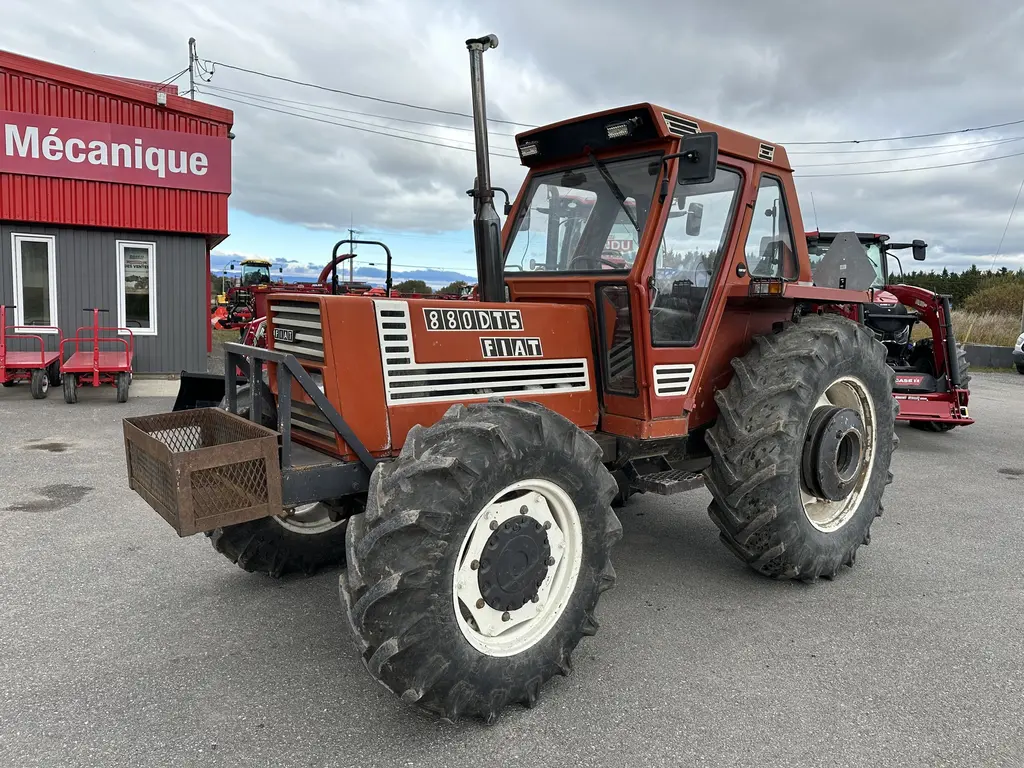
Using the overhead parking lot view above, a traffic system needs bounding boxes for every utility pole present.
[348,220,360,284]
[187,38,197,99]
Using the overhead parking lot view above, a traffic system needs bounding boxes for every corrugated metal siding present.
[1,222,207,373]
[0,62,231,239]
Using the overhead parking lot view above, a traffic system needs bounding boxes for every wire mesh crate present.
[123,408,282,536]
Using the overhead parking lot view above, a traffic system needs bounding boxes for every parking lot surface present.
[1,374,1023,768]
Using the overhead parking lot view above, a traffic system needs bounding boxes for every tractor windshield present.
[241,263,272,286]
[504,154,660,273]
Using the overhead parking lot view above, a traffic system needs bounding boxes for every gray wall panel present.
[1,222,207,373]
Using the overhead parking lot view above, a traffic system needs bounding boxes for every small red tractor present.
[806,231,972,431]
[123,34,900,722]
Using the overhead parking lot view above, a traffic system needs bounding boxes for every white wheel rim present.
[273,503,346,534]
[453,478,584,658]
[800,375,877,533]
[40,374,48,393]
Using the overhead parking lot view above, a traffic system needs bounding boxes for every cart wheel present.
[116,372,130,403]
[63,374,78,404]
[30,368,49,399]
[47,361,61,386]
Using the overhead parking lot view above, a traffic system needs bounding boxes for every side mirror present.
[912,239,927,261]
[659,132,719,201]
[685,202,703,236]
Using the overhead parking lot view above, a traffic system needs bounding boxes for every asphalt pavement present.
[1,373,1023,767]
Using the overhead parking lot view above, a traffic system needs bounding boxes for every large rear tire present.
[205,382,354,577]
[340,400,621,722]
[705,314,898,581]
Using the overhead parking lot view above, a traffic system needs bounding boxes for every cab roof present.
[514,103,792,172]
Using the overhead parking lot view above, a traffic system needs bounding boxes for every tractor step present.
[635,468,706,495]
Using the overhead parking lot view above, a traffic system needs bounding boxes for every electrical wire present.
[788,134,1024,155]
[793,136,1024,168]
[159,67,190,85]
[785,116,1024,146]
[795,147,1024,177]
[206,59,537,128]
[989,171,1024,269]
[195,88,522,159]
[201,83,521,137]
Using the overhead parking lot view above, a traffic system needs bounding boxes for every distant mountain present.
[277,267,476,289]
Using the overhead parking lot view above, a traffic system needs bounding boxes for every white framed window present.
[11,234,58,333]
[116,240,157,335]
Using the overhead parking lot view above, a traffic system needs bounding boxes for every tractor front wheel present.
[341,399,621,722]
[206,383,354,577]
[705,314,897,581]
[912,343,971,432]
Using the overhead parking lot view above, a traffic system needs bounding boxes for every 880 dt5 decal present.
[424,307,523,331]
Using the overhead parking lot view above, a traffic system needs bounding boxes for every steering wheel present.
[567,250,626,270]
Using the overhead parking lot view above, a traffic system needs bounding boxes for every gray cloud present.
[4,0,1024,269]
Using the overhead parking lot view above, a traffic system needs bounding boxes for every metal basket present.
[123,408,282,536]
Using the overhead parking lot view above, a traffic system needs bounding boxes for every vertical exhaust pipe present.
[466,34,506,303]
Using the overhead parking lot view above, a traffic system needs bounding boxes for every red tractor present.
[124,34,901,722]
[806,231,972,431]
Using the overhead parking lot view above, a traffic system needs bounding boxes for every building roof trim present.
[0,48,233,126]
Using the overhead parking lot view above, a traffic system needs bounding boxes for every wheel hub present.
[802,406,866,502]
[478,515,551,612]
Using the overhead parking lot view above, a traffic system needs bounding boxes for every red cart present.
[0,304,63,399]
[60,308,134,404]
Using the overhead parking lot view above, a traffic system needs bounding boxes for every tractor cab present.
[240,258,273,287]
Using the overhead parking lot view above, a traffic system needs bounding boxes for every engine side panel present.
[378,299,599,451]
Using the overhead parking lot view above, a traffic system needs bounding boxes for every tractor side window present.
[745,176,796,279]
[650,167,742,346]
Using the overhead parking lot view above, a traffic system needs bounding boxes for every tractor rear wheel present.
[30,368,48,399]
[705,314,897,581]
[206,382,354,577]
[341,399,621,722]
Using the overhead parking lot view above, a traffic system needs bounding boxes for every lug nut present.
[520,505,528,515]
[501,611,511,622]
[476,598,485,609]
[489,520,498,530]
[543,521,551,530]
[546,557,555,566]
[531,595,539,603]
[471,559,479,570]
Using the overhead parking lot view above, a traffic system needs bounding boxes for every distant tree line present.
[897,265,1024,314]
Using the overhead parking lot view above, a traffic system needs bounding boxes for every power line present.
[989,171,1024,268]
[788,135,1024,155]
[159,67,189,86]
[196,88,522,159]
[785,116,1024,146]
[201,83,520,137]
[795,147,1024,177]
[206,59,537,128]
[793,136,1024,168]
[198,88,483,149]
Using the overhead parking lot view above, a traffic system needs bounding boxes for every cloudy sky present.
[4,0,1024,281]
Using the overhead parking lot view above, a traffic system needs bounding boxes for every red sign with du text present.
[0,110,231,194]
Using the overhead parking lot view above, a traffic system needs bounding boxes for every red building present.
[1,49,234,372]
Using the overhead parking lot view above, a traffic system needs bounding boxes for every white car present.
[1014,332,1024,374]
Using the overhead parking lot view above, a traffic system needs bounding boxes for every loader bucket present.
[172,371,236,412]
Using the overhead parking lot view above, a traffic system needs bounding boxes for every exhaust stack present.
[466,34,506,303]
